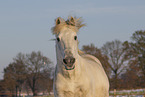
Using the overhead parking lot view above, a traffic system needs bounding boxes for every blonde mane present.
[51,16,85,35]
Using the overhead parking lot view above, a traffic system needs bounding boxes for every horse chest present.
[62,80,90,97]
[74,85,89,97]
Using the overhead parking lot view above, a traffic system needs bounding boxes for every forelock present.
[51,16,85,35]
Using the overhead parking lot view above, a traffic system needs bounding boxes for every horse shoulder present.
[80,54,110,93]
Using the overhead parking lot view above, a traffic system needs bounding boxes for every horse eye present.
[57,37,60,42]
[74,36,77,40]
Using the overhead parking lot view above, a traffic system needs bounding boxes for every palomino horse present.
[52,16,109,97]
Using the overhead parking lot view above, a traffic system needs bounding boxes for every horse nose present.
[63,57,75,66]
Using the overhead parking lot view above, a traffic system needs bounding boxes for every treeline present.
[0,51,54,96]
[0,30,145,96]
[82,30,145,89]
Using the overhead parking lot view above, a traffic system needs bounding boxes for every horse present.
[52,16,109,97]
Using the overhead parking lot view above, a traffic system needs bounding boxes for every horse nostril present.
[63,59,67,64]
[63,57,75,65]
[71,58,75,64]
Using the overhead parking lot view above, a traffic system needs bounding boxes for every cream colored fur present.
[52,17,109,97]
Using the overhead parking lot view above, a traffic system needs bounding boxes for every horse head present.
[52,16,85,70]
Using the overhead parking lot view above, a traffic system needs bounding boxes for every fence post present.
[114,89,116,97]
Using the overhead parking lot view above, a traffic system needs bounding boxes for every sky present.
[0,0,145,79]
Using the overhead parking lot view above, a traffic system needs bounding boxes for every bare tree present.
[13,53,27,96]
[4,60,26,97]
[101,40,129,89]
[123,30,145,87]
[0,80,6,92]
[120,58,140,89]
[25,51,53,96]
[131,31,145,81]
[3,51,54,96]
[37,76,53,95]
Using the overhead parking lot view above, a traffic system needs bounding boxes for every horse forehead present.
[59,30,76,38]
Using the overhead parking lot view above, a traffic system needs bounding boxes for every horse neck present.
[57,54,83,80]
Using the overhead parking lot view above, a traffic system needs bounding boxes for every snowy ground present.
[109,89,144,97]
[17,89,145,97]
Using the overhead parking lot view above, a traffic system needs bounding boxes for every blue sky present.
[0,0,145,79]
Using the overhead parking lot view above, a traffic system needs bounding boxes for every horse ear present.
[55,17,64,25]
[56,17,61,25]
[70,17,75,22]
[70,16,75,26]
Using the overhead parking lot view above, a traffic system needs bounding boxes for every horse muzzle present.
[63,57,75,70]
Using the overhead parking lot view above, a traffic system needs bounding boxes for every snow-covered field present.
[109,89,144,97]
[16,89,145,97]
[110,95,144,97]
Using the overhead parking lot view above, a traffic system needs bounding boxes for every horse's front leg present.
[57,94,64,97]
[54,91,64,97]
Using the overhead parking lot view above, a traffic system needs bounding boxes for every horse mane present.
[51,16,85,35]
